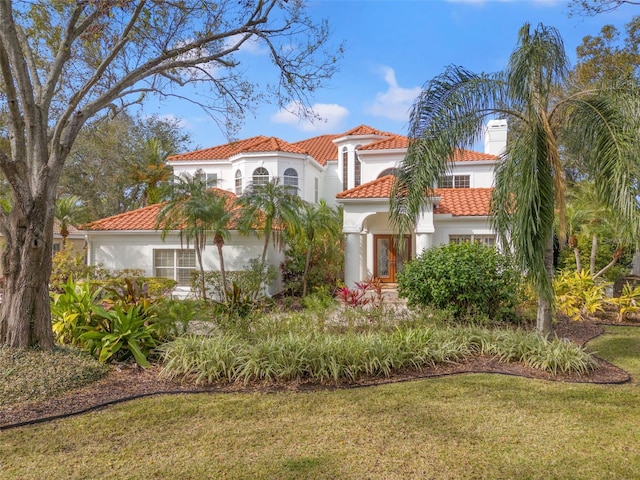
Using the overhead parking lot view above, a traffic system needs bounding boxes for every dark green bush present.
[397,242,520,322]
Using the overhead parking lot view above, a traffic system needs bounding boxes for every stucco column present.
[415,204,435,255]
[415,232,433,255]
[344,231,361,287]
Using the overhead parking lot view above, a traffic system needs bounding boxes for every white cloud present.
[271,102,350,132]
[149,113,190,129]
[225,34,268,55]
[365,66,421,122]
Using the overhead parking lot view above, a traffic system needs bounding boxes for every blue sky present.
[141,0,636,150]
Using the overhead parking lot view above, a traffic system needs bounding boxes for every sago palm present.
[390,23,640,334]
[54,195,86,246]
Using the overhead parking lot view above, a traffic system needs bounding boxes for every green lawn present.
[1,325,639,480]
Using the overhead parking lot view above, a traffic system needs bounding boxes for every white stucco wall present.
[85,231,284,295]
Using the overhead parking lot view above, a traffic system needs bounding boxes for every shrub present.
[397,242,520,322]
[608,283,640,321]
[553,270,608,321]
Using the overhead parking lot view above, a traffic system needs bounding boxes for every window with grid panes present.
[439,175,470,188]
[283,168,298,195]
[252,167,269,186]
[354,146,362,187]
[154,249,196,286]
[235,169,243,195]
[342,147,348,191]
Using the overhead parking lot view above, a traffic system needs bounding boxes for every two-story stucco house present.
[83,120,507,293]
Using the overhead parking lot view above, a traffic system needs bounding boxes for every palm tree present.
[390,23,640,334]
[54,195,85,246]
[297,200,342,297]
[208,195,234,295]
[130,138,174,207]
[238,177,303,267]
[156,174,232,300]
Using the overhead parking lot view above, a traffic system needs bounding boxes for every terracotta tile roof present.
[340,125,395,137]
[433,188,493,216]
[358,137,497,162]
[336,176,492,216]
[83,189,243,231]
[292,134,340,166]
[358,135,409,150]
[167,135,306,162]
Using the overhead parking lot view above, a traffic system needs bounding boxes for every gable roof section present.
[336,175,492,216]
[292,134,340,166]
[167,135,306,162]
[83,189,242,231]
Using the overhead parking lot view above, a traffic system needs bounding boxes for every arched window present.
[283,168,298,195]
[342,147,348,191]
[252,167,269,186]
[235,169,243,195]
[354,145,362,187]
[377,168,396,178]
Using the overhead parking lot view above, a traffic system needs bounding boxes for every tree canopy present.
[391,23,640,334]
[0,0,341,349]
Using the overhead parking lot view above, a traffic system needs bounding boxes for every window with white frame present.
[449,234,496,246]
[154,249,196,286]
[354,146,362,187]
[439,175,470,189]
[314,177,319,203]
[206,173,217,188]
[283,168,299,195]
[235,169,243,195]
[342,147,348,191]
[252,167,269,186]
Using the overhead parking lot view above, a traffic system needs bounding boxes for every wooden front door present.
[374,235,411,283]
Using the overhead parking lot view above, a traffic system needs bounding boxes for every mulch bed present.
[0,316,635,430]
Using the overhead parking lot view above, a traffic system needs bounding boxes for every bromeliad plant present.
[50,276,165,367]
[80,304,158,367]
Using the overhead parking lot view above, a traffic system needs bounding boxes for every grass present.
[0,325,639,479]
[0,346,108,406]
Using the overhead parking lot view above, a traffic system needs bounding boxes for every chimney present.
[484,119,507,156]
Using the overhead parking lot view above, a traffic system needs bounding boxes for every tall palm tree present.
[238,177,303,267]
[297,200,342,297]
[208,195,234,295]
[156,174,232,300]
[390,23,640,334]
[130,138,174,207]
[54,195,85,246]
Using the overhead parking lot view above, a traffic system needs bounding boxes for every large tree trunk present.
[536,233,555,335]
[215,239,228,298]
[0,202,55,349]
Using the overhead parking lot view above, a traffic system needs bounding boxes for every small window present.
[283,168,298,195]
[314,177,319,203]
[342,147,348,191]
[206,173,217,188]
[449,234,496,247]
[354,146,362,187]
[252,167,269,186]
[449,235,472,244]
[235,170,243,195]
[154,249,196,287]
[439,175,470,189]
[52,242,61,254]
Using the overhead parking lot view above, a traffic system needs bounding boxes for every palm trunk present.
[590,234,598,276]
[0,205,55,349]
[216,242,228,299]
[573,247,582,274]
[302,247,312,297]
[536,233,554,335]
[195,244,207,301]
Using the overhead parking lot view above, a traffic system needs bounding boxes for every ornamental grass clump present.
[159,319,597,384]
